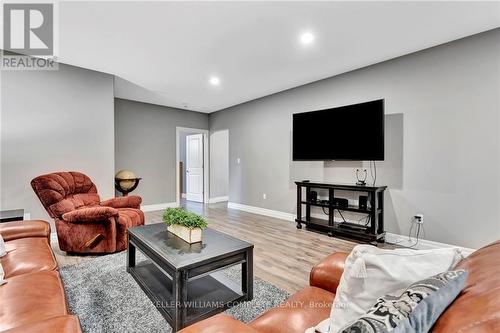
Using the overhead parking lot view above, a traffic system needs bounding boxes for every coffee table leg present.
[173,270,188,332]
[127,240,136,272]
[242,249,253,301]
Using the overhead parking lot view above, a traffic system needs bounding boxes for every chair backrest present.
[433,240,500,332]
[31,171,101,218]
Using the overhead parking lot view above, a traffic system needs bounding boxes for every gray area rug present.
[60,252,289,333]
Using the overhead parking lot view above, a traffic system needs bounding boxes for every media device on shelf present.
[359,195,368,209]
[310,191,318,203]
[338,221,369,232]
[331,197,348,207]
[318,198,348,207]
[292,99,385,161]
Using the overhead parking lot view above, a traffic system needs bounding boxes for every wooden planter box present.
[167,224,202,243]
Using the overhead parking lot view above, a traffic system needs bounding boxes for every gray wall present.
[209,29,500,249]
[1,63,115,225]
[115,99,208,205]
[209,130,229,198]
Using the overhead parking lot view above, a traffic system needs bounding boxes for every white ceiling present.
[58,1,500,113]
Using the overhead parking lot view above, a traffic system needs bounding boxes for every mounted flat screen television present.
[293,99,384,161]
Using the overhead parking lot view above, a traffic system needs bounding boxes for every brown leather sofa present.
[31,171,145,253]
[179,240,500,333]
[0,220,82,333]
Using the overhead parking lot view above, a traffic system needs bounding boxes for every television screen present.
[292,99,384,161]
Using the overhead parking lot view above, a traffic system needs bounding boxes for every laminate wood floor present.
[53,200,390,293]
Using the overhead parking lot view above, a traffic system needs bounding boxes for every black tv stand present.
[295,181,387,244]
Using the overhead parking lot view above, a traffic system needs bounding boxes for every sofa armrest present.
[310,252,349,294]
[100,196,142,209]
[62,207,118,223]
[1,315,82,333]
[0,220,50,242]
[178,314,261,333]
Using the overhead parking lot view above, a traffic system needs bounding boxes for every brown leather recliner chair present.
[31,171,144,253]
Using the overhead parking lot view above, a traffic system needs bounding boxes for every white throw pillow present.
[0,235,7,286]
[0,234,6,257]
[305,318,330,333]
[0,262,6,286]
[327,245,463,333]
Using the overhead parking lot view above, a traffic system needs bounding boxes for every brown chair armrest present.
[100,196,142,209]
[178,314,261,333]
[310,252,349,294]
[0,220,50,242]
[1,315,82,333]
[62,207,118,223]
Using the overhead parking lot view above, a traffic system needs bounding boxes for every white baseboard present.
[226,202,475,252]
[208,196,229,204]
[141,202,179,212]
[385,233,475,254]
[50,232,57,243]
[181,193,186,199]
[225,203,341,224]
[227,202,295,221]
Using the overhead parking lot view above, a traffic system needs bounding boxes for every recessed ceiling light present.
[209,76,220,86]
[300,31,315,45]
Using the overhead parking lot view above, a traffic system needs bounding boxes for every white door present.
[186,134,204,202]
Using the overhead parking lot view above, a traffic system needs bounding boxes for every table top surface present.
[129,223,253,269]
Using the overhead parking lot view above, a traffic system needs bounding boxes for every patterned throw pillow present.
[340,270,468,333]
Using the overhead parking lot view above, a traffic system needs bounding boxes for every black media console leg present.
[328,231,334,237]
[296,222,302,229]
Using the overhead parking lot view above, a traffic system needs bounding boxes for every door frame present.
[176,127,209,206]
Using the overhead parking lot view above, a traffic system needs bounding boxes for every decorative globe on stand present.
[114,170,141,196]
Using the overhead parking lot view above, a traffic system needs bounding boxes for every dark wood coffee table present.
[127,223,254,331]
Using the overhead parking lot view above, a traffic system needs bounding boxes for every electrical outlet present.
[263,193,267,200]
[414,214,424,224]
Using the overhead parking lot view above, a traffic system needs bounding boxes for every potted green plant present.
[162,207,208,243]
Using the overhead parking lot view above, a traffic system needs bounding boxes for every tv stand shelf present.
[295,181,387,244]
[300,201,381,214]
